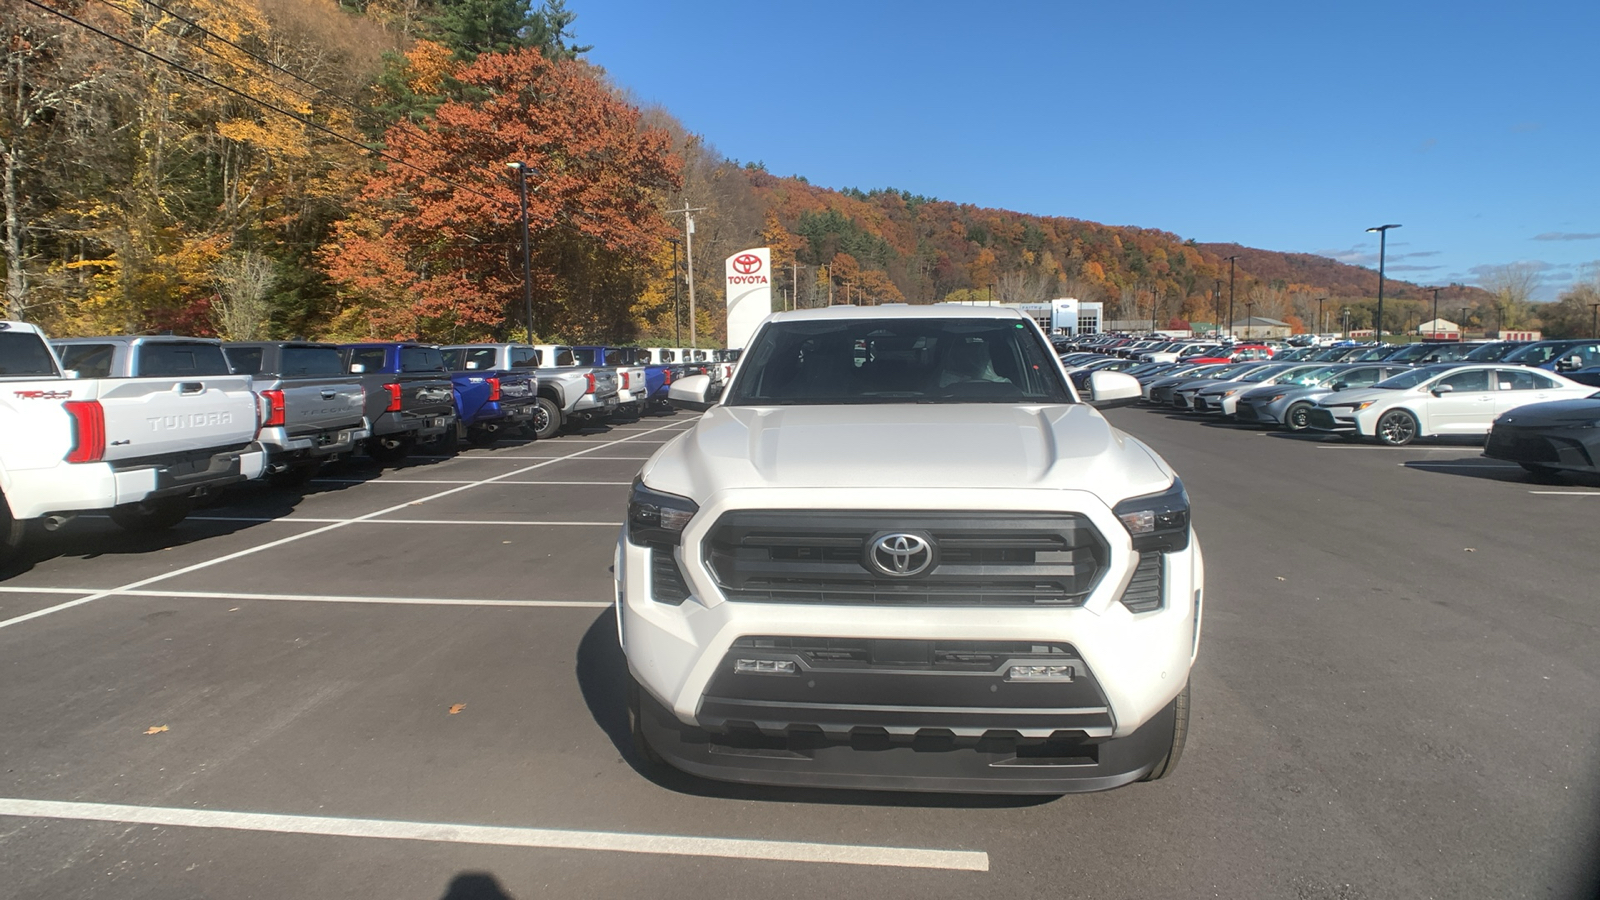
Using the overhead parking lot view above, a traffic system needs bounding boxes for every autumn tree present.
[323,48,678,341]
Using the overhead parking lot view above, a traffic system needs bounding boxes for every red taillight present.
[487,377,501,402]
[585,373,597,394]
[260,389,286,428]
[621,371,630,390]
[64,400,106,463]
[384,383,402,412]
[663,368,674,385]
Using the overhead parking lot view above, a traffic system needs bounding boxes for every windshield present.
[1464,342,1520,361]
[1374,365,1455,390]
[1238,365,1289,383]
[1502,342,1568,365]
[726,318,1072,406]
[1291,365,1342,386]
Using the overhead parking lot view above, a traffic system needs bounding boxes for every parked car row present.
[1059,336,1600,482]
[0,322,718,564]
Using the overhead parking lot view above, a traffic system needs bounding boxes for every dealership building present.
[941,298,1103,335]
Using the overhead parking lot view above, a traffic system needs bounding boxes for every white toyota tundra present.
[615,305,1203,794]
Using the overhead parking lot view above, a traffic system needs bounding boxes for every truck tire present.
[0,494,27,568]
[366,436,411,466]
[108,496,194,532]
[1140,679,1191,782]
[532,397,563,441]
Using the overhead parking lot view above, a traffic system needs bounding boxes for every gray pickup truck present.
[438,343,619,440]
[221,342,369,486]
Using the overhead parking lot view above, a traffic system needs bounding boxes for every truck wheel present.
[108,497,194,532]
[1140,679,1191,782]
[532,397,563,440]
[366,436,411,465]
[267,462,321,489]
[0,495,27,567]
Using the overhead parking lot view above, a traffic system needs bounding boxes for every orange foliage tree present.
[322,49,679,340]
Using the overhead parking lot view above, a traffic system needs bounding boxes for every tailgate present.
[402,375,455,416]
[98,376,258,461]
[281,377,366,436]
[497,372,537,407]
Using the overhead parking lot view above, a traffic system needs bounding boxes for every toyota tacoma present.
[615,306,1202,794]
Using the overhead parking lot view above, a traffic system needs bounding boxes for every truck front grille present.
[705,511,1108,607]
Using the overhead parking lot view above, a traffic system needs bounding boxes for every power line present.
[22,0,509,211]
[85,0,456,157]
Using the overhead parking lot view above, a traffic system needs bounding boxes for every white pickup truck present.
[619,305,1203,794]
[0,326,264,562]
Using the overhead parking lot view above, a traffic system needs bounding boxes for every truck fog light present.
[735,659,797,675]
[1007,665,1074,681]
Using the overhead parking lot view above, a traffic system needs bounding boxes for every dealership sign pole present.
[724,247,772,351]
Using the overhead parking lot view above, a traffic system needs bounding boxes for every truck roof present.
[0,321,45,336]
[766,305,1032,324]
[53,334,223,345]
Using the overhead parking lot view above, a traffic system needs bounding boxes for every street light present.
[1224,256,1240,340]
[1316,297,1327,336]
[1429,287,1441,341]
[1365,223,1401,343]
[506,162,535,343]
[1342,306,1350,338]
[1244,301,1255,340]
[1591,302,1600,339]
[1214,279,1223,337]
[1460,306,1470,337]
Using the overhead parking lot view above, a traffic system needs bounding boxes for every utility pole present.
[667,202,706,347]
[1460,306,1470,338]
[1224,255,1240,340]
[506,162,535,343]
[1430,287,1441,340]
[667,237,682,346]
[1316,297,1327,336]
[1150,288,1158,333]
[1214,279,1222,337]
[1592,302,1600,339]
[1245,301,1255,340]
[843,281,856,305]
[789,260,806,310]
[824,263,834,305]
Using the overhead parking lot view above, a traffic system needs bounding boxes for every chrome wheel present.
[1376,410,1418,446]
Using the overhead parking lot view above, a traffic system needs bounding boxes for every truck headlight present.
[1113,479,1190,553]
[627,478,699,546]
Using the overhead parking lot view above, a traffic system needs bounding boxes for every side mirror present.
[1432,383,1455,395]
[668,373,716,412]
[1331,382,1348,391]
[63,369,81,379]
[1560,355,1583,370]
[349,363,366,374]
[1084,370,1142,410]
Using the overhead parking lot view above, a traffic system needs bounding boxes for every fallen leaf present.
[144,725,169,735]
[1464,548,1476,552]
[1275,576,1286,582]
[448,704,466,715]
[228,607,240,612]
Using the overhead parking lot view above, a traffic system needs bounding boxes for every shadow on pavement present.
[439,872,517,900]
[575,609,1052,810]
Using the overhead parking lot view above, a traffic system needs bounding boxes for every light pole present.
[1366,223,1401,343]
[506,162,535,343]
[1460,306,1470,338]
[1224,255,1240,339]
[1429,287,1441,341]
[1245,301,1255,340]
[667,237,682,347]
[668,202,707,347]
[1316,297,1327,336]
[1342,306,1350,338]
[1150,288,1158,333]
[1592,302,1600,339]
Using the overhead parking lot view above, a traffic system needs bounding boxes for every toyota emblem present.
[867,532,936,577]
[732,253,763,275]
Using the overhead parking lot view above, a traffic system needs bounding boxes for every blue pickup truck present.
[339,343,457,464]
[438,348,540,445]
[572,346,675,416]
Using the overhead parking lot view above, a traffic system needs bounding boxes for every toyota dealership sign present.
[723,247,772,350]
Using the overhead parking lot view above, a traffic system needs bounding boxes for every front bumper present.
[616,487,1203,793]
[1307,406,1361,434]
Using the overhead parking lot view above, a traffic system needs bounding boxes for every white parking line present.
[453,456,656,461]
[0,798,988,871]
[1528,490,1600,496]
[1401,462,1522,469]
[174,516,623,526]
[310,479,632,486]
[0,419,686,631]
[0,585,610,608]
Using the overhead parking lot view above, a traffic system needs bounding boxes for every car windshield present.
[1292,365,1343,386]
[726,317,1072,406]
[1374,365,1457,390]
[1464,342,1520,361]
[1503,343,1569,365]
[1238,365,1291,383]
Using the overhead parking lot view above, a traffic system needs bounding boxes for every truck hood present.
[1496,396,1600,425]
[642,404,1174,508]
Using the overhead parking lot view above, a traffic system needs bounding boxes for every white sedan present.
[1306,364,1594,446]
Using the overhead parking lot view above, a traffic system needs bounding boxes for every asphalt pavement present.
[1,408,1596,900]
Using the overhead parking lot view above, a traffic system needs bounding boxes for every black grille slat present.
[706,511,1108,607]
[650,545,691,605]
[1119,552,1164,613]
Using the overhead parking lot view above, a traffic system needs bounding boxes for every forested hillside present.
[3,0,1591,344]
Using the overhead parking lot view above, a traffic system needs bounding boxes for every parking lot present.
[2,408,1597,900]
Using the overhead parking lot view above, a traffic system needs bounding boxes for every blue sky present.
[575,0,1599,299]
